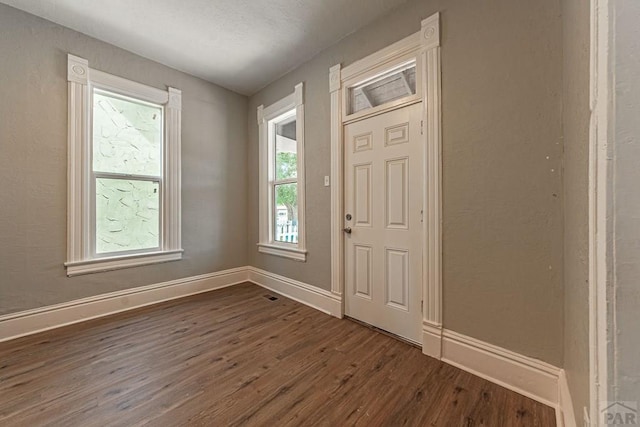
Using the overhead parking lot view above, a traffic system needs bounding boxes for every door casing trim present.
[588,0,610,422]
[329,12,443,358]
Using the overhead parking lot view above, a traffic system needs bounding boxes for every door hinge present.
[420,209,424,223]
[420,120,424,135]
[421,300,423,314]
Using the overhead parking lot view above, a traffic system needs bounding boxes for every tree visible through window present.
[257,82,306,261]
[273,115,298,243]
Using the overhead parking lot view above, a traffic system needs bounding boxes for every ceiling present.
[1,0,408,95]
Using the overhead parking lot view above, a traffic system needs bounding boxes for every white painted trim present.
[589,0,610,424]
[420,12,440,51]
[67,59,88,265]
[329,63,344,302]
[257,243,307,262]
[329,12,443,348]
[66,54,182,276]
[440,330,581,424]
[341,32,421,82]
[260,92,297,122]
[422,320,443,359]
[64,250,184,276]
[247,267,342,318]
[257,104,268,246]
[2,262,571,422]
[344,93,422,124]
[0,267,248,343]
[558,370,577,427]
[256,83,307,259]
[165,87,182,252]
[440,329,561,409]
[0,266,341,343]
[420,13,443,359]
[90,69,169,105]
[294,82,307,252]
[556,405,565,427]
[583,407,591,427]
[67,54,88,85]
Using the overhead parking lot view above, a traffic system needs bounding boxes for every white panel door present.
[344,103,423,343]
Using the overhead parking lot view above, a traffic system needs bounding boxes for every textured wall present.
[248,0,564,365]
[562,0,591,419]
[612,0,640,403]
[0,4,248,315]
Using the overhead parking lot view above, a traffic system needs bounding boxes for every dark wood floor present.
[0,283,556,426]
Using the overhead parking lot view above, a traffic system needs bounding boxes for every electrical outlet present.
[583,406,590,427]
[324,176,330,187]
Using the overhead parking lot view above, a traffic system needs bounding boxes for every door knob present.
[343,227,352,234]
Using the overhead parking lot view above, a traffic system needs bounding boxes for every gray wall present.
[1,0,571,369]
[248,0,564,366]
[562,0,591,419]
[612,0,640,403]
[0,4,248,315]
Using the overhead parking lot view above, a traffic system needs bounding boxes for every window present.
[65,54,182,276]
[257,83,306,261]
[345,59,419,118]
[348,61,416,115]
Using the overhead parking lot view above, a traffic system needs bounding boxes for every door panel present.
[354,245,373,300]
[344,102,423,343]
[385,248,409,311]
[353,163,373,227]
[385,157,409,229]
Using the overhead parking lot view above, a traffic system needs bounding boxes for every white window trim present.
[257,83,307,261]
[65,54,182,277]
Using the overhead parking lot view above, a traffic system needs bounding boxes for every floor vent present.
[265,295,278,301]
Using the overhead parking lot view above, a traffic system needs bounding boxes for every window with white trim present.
[65,54,182,276]
[257,83,306,261]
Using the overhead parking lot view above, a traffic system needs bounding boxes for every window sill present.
[65,249,183,277]
[257,243,307,262]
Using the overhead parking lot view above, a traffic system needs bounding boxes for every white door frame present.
[329,12,443,358]
[589,0,610,422]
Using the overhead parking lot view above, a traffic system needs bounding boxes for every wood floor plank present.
[0,283,556,426]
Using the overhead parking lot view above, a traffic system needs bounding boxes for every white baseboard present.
[0,265,577,427]
[557,369,578,427]
[247,267,342,318]
[422,321,443,358]
[425,324,577,424]
[438,329,561,409]
[0,266,249,343]
[0,266,342,343]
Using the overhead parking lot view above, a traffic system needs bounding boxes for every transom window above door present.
[348,60,417,115]
[343,58,422,123]
[257,83,307,261]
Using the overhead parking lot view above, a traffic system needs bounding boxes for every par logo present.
[602,401,638,425]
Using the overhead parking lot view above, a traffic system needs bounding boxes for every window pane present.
[274,183,298,244]
[275,118,297,180]
[349,62,416,114]
[93,90,162,176]
[96,178,159,254]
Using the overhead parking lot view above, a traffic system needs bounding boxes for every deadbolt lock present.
[346,213,352,221]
